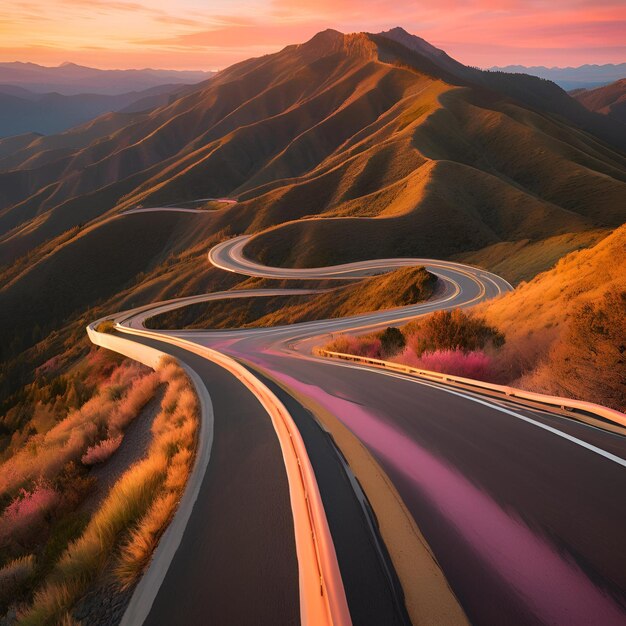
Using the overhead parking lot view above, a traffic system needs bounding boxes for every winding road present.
[93,214,626,626]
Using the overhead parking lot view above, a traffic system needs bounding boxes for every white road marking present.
[317,359,626,468]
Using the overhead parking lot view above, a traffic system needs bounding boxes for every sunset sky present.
[2,0,625,70]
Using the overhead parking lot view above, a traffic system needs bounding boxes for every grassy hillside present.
[0,26,623,439]
[329,225,625,410]
[476,224,625,409]
[573,79,626,124]
[1,29,624,274]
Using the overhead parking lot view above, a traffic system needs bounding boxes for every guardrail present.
[88,319,351,626]
[315,349,626,430]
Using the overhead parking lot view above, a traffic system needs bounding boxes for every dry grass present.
[475,224,625,409]
[0,362,159,495]
[454,229,609,285]
[17,357,198,624]
[0,555,35,605]
[95,320,116,334]
[114,491,178,587]
[259,266,437,327]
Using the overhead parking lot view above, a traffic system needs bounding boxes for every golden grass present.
[260,266,437,326]
[0,554,35,605]
[17,357,199,624]
[0,363,159,495]
[114,491,178,587]
[473,225,625,409]
[454,229,609,285]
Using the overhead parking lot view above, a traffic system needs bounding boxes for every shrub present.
[416,349,492,380]
[0,554,35,604]
[407,309,504,356]
[0,365,159,494]
[0,482,59,545]
[325,334,382,359]
[379,327,406,357]
[81,434,123,465]
[520,291,626,410]
[95,320,116,334]
[19,358,199,623]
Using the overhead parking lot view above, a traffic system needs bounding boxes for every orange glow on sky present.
[1,0,625,70]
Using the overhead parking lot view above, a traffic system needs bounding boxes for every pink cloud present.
[139,22,324,49]
[0,0,624,69]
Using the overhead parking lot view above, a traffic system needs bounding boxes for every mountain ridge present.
[572,79,626,125]
[0,83,189,137]
[488,63,626,89]
[0,27,623,287]
[0,61,215,95]
[0,25,624,396]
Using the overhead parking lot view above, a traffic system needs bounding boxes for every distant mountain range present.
[488,63,626,90]
[0,62,215,96]
[0,83,195,137]
[0,62,215,137]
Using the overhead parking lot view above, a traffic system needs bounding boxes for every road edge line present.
[316,350,626,429]
[90,320,352,626]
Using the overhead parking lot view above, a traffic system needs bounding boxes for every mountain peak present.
[297,29,377,61]
[377,27,446,59]
[300,28,344,48]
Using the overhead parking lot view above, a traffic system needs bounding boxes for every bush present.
[0,554,35,605]
[81,435,123,465]
[0,482,59,546]
[95,320,116,334]
[0,363,159,495]
[19,359,199,623]
[407,309,504,356]
[415,349,492,380]
[520,291,626,410]
[379,327,406,357]
[325,334,382,358]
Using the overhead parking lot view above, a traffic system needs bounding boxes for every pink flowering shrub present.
[82,434,124,465]
[414,349,492,380]
[0,367,159,494]
[395,347,422,368]
[325,335,382,359]
[0,483,59,545]
[35,356,62,376]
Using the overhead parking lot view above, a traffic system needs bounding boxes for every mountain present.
[0,83,190,137]
[572,79,626,125]
[0,62,214,95]
[488,63,626,90]
[0,27,625,358]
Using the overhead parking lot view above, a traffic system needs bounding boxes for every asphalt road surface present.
[111,218,626,625]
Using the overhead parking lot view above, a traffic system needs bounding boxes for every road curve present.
[96,210,626,626]
[121,198,237,216]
